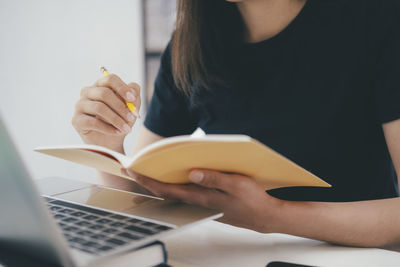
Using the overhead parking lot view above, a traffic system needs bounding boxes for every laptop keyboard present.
[44,197,173,255]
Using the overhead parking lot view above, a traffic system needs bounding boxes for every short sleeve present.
[144,43,199,137]
[373,0,400,123]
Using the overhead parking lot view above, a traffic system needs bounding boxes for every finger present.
[71,113,121,135]
[188,169,255,197]
[127,82,141,110]
[75,100,131,134]
[125,170,226,208]
[125,170,184,198]
[94,74,136,104]
[81,86,136,124]
[127,82,141,117]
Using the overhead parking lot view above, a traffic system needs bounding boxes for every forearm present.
[274,197,400,247]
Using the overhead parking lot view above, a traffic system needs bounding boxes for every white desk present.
[1,220,399,267]
[161,221,400,267]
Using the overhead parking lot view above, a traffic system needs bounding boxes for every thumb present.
[188,169,244,195]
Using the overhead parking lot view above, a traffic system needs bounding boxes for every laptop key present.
[83,215,99,220]
[69,237,86,245]
[127,218,142,224]
[155,225,172,231]
[63,232,71,238]
[141,221,158,227]
[110,214,127,220]
[98,245,113,252]
[117,232,142,240]
[91,234,107,240]
[89,225,104,230]
[50,206,63,211]
[110,222,125,227]
[125,225,154,235]
[67,236,76,242]
[71,211,86,217]
[76,230,94,236]
[59,209,74,214]
[62,217,78,223]
[103,228,119,234]
[82,241,102,249]
[64,226,79,232]
[105,238,126,246]
[75,221,92,227]
[71,245,96,255]
[80,248,96,254]
[54,214,66,220]
[96,218,112,224]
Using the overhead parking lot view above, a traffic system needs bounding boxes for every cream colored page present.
[130,140,213,166]
[127,134,251,165]
[36,148,134,181]
[130,141,330,190]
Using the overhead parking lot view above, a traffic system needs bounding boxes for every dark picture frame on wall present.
[142,0,176,105]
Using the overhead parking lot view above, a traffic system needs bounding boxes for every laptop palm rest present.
[37,177,222,227]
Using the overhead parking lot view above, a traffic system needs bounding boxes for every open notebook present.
[35,134,330,190]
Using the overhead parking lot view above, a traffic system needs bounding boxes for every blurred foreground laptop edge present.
[0,116,222,266]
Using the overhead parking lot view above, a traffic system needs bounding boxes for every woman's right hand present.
[72,74,141,153]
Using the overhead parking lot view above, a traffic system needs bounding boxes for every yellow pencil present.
[100,66,140,118]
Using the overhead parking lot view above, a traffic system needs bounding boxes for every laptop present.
[0,117,222,266]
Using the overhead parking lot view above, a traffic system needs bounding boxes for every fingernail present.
[126,113,135,122]
[133,110,140,118]
[126,92,135,102]
[123,124,131,133]
[115,129,122,135]
[189,171,204,183]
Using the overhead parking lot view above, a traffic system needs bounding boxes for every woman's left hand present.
[123,169,284,233]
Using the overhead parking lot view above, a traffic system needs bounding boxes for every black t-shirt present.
[144,0,400,202]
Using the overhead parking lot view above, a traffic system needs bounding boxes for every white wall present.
[0,0,144,183]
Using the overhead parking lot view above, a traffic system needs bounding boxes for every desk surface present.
[1,221,399,267]
[161,221,400,267]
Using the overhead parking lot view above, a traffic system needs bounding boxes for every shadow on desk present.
[0,245,60,267]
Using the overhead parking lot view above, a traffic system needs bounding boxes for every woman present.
[72,0,400,247]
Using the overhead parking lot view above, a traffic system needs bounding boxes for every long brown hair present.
[171,0,244,95]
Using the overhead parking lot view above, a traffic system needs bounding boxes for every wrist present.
[102,143,125,154]
[267,197,317,236]
[112,145,125,154]
[261,195,292,234]
[82,138,125,154]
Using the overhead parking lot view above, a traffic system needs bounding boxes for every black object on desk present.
[0,244,60,267]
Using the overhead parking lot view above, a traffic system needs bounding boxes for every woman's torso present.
[145,0,400,202]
